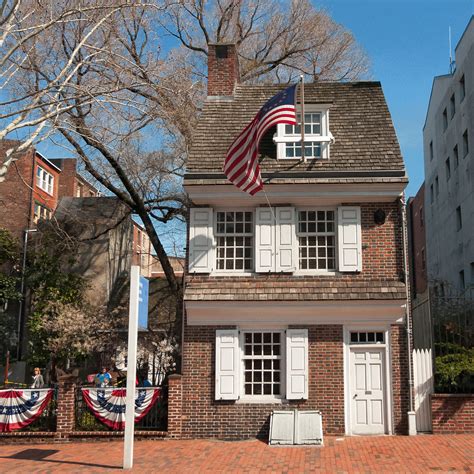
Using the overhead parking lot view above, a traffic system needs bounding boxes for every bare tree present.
[158,0,370,82]
[2,0,371,302]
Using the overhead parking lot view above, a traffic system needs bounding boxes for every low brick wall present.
[431,394,474,434]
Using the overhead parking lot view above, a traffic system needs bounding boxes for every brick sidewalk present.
[0,435,472,473]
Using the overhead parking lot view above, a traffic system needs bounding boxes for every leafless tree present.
[2,0,370,302]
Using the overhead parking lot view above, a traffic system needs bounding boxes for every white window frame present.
[239,329,286,402]
[274,105,331,160]
[33,202,51,223]
[213,208,255,275]
[294,207,337,275]
[36,166,54,195]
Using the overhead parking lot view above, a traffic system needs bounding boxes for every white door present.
[350,348,386,435]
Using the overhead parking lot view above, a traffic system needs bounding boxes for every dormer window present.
[274,106,331,160]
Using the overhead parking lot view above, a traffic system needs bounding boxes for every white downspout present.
[400,195,417,435]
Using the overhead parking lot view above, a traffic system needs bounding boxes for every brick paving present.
[0,435,473,473]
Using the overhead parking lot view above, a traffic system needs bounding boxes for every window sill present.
[236,397,289,405]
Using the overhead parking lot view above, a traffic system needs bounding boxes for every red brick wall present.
[55,158,77,199]
[407,185,427,295]
[0,145,34,240]
[432,394,474,434]
[55,379,76,439]
[390,324,409,435]
[32,154,61,214]
[207,44,239,97]
[179,322,409,439]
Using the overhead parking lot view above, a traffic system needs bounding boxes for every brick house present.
[179,44,411,439]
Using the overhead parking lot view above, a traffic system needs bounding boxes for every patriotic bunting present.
[0,389,53,432]
[81,387,161,430]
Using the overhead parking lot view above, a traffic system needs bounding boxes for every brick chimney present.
[207,43,240,97]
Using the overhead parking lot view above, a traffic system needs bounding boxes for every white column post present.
[123,265,140,469]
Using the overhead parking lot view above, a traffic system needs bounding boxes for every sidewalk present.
[0,435,472,473]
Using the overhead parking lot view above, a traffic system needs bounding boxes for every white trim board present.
[185,300,406,326]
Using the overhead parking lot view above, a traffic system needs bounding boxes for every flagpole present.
[300,75,305,163]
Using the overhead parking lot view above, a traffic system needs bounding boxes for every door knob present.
[353,394,358,399]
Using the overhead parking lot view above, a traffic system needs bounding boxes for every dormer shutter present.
[189,207,214,273]
[337,206,362,272]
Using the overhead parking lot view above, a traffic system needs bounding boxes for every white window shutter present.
[189,208,214,273]
[215,329,239,400]
[276,207,296,272]
[286,329,308,400]
[337,206,362,272]
[255,207,275,272]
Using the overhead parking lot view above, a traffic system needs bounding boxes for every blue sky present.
[315,0,473,197]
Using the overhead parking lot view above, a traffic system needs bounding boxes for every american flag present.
[223,84,298,195]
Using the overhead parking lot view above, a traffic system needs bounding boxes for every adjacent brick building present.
[177,44,412,440]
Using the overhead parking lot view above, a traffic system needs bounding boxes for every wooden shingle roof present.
[186,82,405,182]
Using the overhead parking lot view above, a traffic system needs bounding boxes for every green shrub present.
[435,344,474,393]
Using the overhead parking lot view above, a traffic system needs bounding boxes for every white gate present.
[413,348,434,432]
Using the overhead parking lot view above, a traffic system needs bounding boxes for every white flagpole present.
[123,265,140,470]
[300,75,306,163]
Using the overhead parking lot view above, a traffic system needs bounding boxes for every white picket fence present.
[413,348,434,432]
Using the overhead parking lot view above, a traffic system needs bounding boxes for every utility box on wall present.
[269,410,323,445]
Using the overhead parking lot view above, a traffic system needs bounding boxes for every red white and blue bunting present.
[0,389,53,432]
[81,387,161,430]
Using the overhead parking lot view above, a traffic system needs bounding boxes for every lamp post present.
[17,228,38,360]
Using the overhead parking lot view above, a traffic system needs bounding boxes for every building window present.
[442,108,448,131]
[421,247,426,271]
[456,206,462,230]
[450,93,455,118]
[429,141,434,161]
[36,166,54,195]
[453,144,459,169]
[297,210,336,271]
[243,331,283,397]
[471,262,474,285]
[76,183,83,197]
[350,331,385,344]
[445,157,451,180]
[430,184,434,204]
[33,202,51,223]
[215,211,253,271]
[459,270,465,291]
[275,108,330,160]
[462,130,469,157]
[435,176,439,197]
[460,74,465,101]
[419,206,424,227]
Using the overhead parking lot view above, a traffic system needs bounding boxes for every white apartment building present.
[423,16,474,294]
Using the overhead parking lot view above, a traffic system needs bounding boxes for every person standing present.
[31,367,45,388]
[95,367,112,388]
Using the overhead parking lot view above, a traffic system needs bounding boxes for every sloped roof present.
[186,82,405,181]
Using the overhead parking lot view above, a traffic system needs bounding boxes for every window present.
[76,183,83,197]
[430,184,434,204]
[297,210,336,270]
[350,331,385,344]
[442,108,448,131]
[215,211,253,271]
[33,202,51,223]
[429,141,434,161]
[435,176,439,197]
[445,157,451,180]
[421,247,426,271]
[453,145,459,169]
[243,331,282,397]
[463,130,469,157]
[456,206,462,230]
[36,166,54,195]
[419,206,424,227]
[460,74,465,101]
[471,262,474,285]
[275,107,330,160]
[450,93,455,118]
[459,270,465,290]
